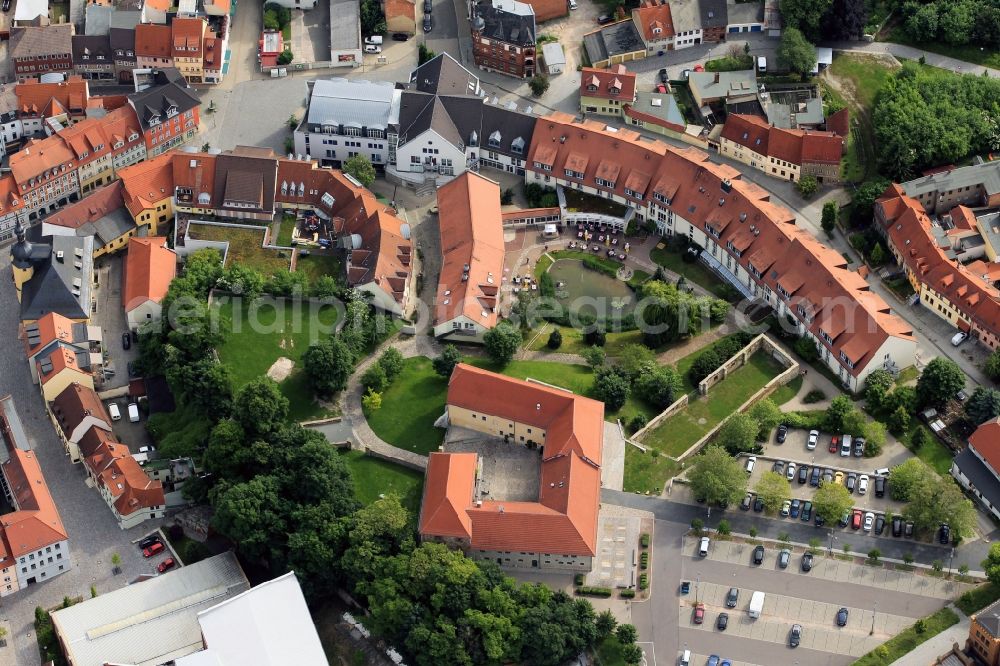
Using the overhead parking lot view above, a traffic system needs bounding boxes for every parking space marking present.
[686,653,760,666]
[637,641,655,666]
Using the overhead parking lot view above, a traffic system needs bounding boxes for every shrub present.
[640,533,650,548]
[547,328,562,349]
[748,526,758,538]
[717,520,731,536]
[620,588,636,598]
[576,586,613,597]
[528,75,550,96]
[638,574,649,590]
[628,414,647,433]
[276,50,293,66]
[691,518,704,533]
[640,552,649,569]
[584,327,607,346]
[803,389,826,404]
[915,618,927,634]
[793,336,819,362]
[574,573,585,586]
[361,364,388,392]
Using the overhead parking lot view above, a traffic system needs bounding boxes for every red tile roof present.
[15,77,90,118]
[134,24,172,59]
[118,153,175,218]
[580,65,637,102]
[26,312,77,357]
[123,237,176,313]
[434,172,505,330]
[37,347,88,385]
[44,181,126,231]
[827,107,850,137]
[96,455,165,517]
[171,17,206,59]
[723,114,844,166]
[970,417,1000,474]
[631,1,674,41]
[420,364,603,557]
[521,0,567,21]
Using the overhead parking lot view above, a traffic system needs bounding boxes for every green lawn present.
[675,332,748,393]
[295,252,343,285]
[642,353,785,458]
[828,53,897,108]
[854,607,959,666]
[705,54,753,72]
[900,424,954,475]
[623,447,681,494]
[188,223,291,277]
[276,214,296,247]
[526,323,645,355]
[886,27,1000,69]
[366,357,449,455]
[957,583,1000,615]
[213,297,340,422]
[649,245,740,301]
[337,449,424,516]
[594,637,628,666]
[770,375,803,406]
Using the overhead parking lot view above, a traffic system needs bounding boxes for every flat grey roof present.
[765,96,823,128]
[330,0,361,52]
[306,78,400,130]
[690,70,757,101]
[541,42,565,66]
[633,90,685,127]
[583,21,643,63]
[902,161,1000,199]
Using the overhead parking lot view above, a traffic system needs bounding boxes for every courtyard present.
[336,449,424,516]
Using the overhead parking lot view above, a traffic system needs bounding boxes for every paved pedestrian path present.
[888,603,969,666]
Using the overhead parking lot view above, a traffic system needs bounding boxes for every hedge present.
[640,533,650,548]
[620,589,636,598]
[576,586,613,597]
[638,574,649,590]
[574,573,585,586]
[640,552,649,570]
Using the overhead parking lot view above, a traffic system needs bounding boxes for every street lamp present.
[828,531,836,556]
[870,601,878,636]
[949,547,956,578]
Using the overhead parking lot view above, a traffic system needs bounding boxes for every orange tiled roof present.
[723,114,843,166]
[26,312,76,356]
[134,24,172,59]
[9,136,77,192]
[1,447,68,558]
[171,17,206,59]
[97,455,165,517]
[15,77,90,119]
[827,107,850,137]
[580,65,636,101]
[420,364,603,556]
[434,172,505,330]
[971,418,1000,473]
[123,237,176,313]
[632,0,674,41]
[44,181,126,231]
[118,153,175,217]
[37,347,87,385]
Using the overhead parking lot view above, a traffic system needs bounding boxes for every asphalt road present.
[602,489,989,572]
[679,631,851,666]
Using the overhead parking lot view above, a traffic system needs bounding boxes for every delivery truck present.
[749,591,765,619]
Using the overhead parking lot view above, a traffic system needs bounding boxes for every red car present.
[655,83,667,93]
[829,435,840,454]
[851,508,863,530]
[143,541,165,558]
[693,603,705,624]
[157,557,176,573]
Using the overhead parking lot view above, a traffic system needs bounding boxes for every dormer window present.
[609,86,620,96]
[511,137,524,154]
[165,106,179,118]
[586,84,597,92]
[116,50,124,56]
[488,130,501,148]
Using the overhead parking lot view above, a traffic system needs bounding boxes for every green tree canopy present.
[966,386,1000,425]
[917,357,966,408]
[888,457,936,502]
[688,445,748,507]
[303,335,356,397]
[483,321,522,366]
[232,377,289,436]
[748,399,783,441]
[904,476,977,538]
[716,413,760,455]
[635,365,683,409]
[777,27,818,76]
[754,471,791,513]
[813,480,854,524]
[592,366,630,411]
[779,0,833,41]
[433,345,462,377]
[343,154,376,188]
[982,543,1000,586]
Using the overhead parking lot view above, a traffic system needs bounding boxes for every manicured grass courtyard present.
[187,223,291,277]
[770,375,803,406]
[641,352,785,458]
[337,449,424,517]
[854,607,959,666]
[365,357,449,455]
[900,424,954,476]
[276,214,296,247]
[295,252,343,285]
[213,296,340,422]
[623,447,681,494]
[526,323,644,355]
[649,245,740,301]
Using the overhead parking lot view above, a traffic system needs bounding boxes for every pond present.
[546,259,637,319]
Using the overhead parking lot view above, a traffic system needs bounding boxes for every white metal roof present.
[541,42,565,66]
[51,552,251,666]
[306,78,401,131]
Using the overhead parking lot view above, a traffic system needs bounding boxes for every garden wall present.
[698,334,796,394]
[632,394,690,442]
[363,446,428,472]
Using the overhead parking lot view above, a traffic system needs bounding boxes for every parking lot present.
[103,397,155,453]
[92,254,140,390]
[674,536,964,665]
[763,427,914,479]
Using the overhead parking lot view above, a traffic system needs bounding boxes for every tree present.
[529,75,550,96]
[821,200,838,237]
[864,368,896,413]
[433,344,461,377]
[592,366,630,411]
[888,405,911,435]
[635,365,683,409]
[779,0,833,41]
[865,421,886,457]
[547,328,562,349]
[754,471,791,513]
[905,476,977,538]
[418,43,435,65]
[777,27,818,77]
[596,610,618,640]
[748,398,783,441]
[232,378,289,437]
[716,413,760,455]
[303,336,355,397]
[483,321,522,366]
[343,154,376,188]
[821,0,868,40]
[813,481,854,524]
[888,458,936,502]
[361,364,389,393]
[378,347,404,382]
[853,178,892,222]
[967,386,1000,425]
[359,0,386,34]
[616,624,638,645]
[220,262,265,298]
[869,242,886,265]
[689,349,722,385]
[312,275,340,298]
[985,349,1000,380]
[825,394,854,432]
[910,426,929,450]
[617,343,655,380]
[276,50,294,66]
[867,548,881,563]
[362,389,382,413]
[621,644,643,666]
[796,174,819,198]
[688,446,748,508]
[582,345,606,371]
[263,8,280,29]
[917,357,965,408]
[982,543,1000,585]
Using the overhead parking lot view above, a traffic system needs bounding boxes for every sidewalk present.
[888,603,969,666]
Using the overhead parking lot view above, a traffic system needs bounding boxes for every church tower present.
[10,221,36,303]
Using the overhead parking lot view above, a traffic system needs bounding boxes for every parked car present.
[836,607,849,627]
[952,331,969,346]
[780,500,791,517]
[840,435,852,457]
[801,552,813,572]
[708,656,719,666]
[392,32,410,41]
[822,468,834,484]
[846,472,857,493]
[143,541,165,558]
[800,501,812,522]
[875,514,886,535]
[753,496,764,512]
[122,331,131,350]
[798,465,808,484]
[138,535,161,550]
[157,557,176,573]
[858,474,869,495]
[789,624,802,648]
[786,462,797,481]
[364,44,382,53]
[838,511,850,528]
[829,435,840,453]
[658,68,668,83]
[854,437,866,457]
[810,466,821,486]
[752,545,765,565]
[833,471,845,486]
[807,429,819,450]
[138,445,156,454]
[128,403,140,423]
[815,513,825,527]
[863,512,875,531]
[680,581,691,594]
[726,587,739,607]
[940,523,951,544]
[892,515,903,537]
[597,13,613,23]
[874,476,886,498]
[790,499,801,518]
[716,612,728,631]
[127,360,138,377]
[778,549,790,569]
[772,460,785,474]
[699,536,710,556]
[851,509,863,529]
[693,603,705,624]
[569,0,578,8]
[109,402,121,421]
[2,0,10,12]
[423,0,431,11]
[776,424,788,443]
[423,13,433,31]
[904,521,914,538]
[745,456,756,473]
[740,493,752,511]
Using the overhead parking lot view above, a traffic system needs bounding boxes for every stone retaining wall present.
[633,393,689,442]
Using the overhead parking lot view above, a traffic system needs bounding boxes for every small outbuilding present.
[542,42,566,75]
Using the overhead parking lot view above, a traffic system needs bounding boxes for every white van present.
[127,403,140,423]
[699,536,710,556]
[679,649,691,666]
[745,455,756,474]
[757,56,767,73]
[364,35,383,45]
[109,403,121,421]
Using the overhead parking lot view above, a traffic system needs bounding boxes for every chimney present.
[714,72,720,84]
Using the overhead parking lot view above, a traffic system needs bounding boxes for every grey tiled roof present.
[975,595,1000,637]
[902,161,1000,200]
[50,552,251,666]
[73,34,113,62]
[127,68,199,131]
[409,52,480,96]
[700,0,728,27]
[583,21,643,64]
[19,235,94,321]
[954,447,1000,523]
[474,0,536,47]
